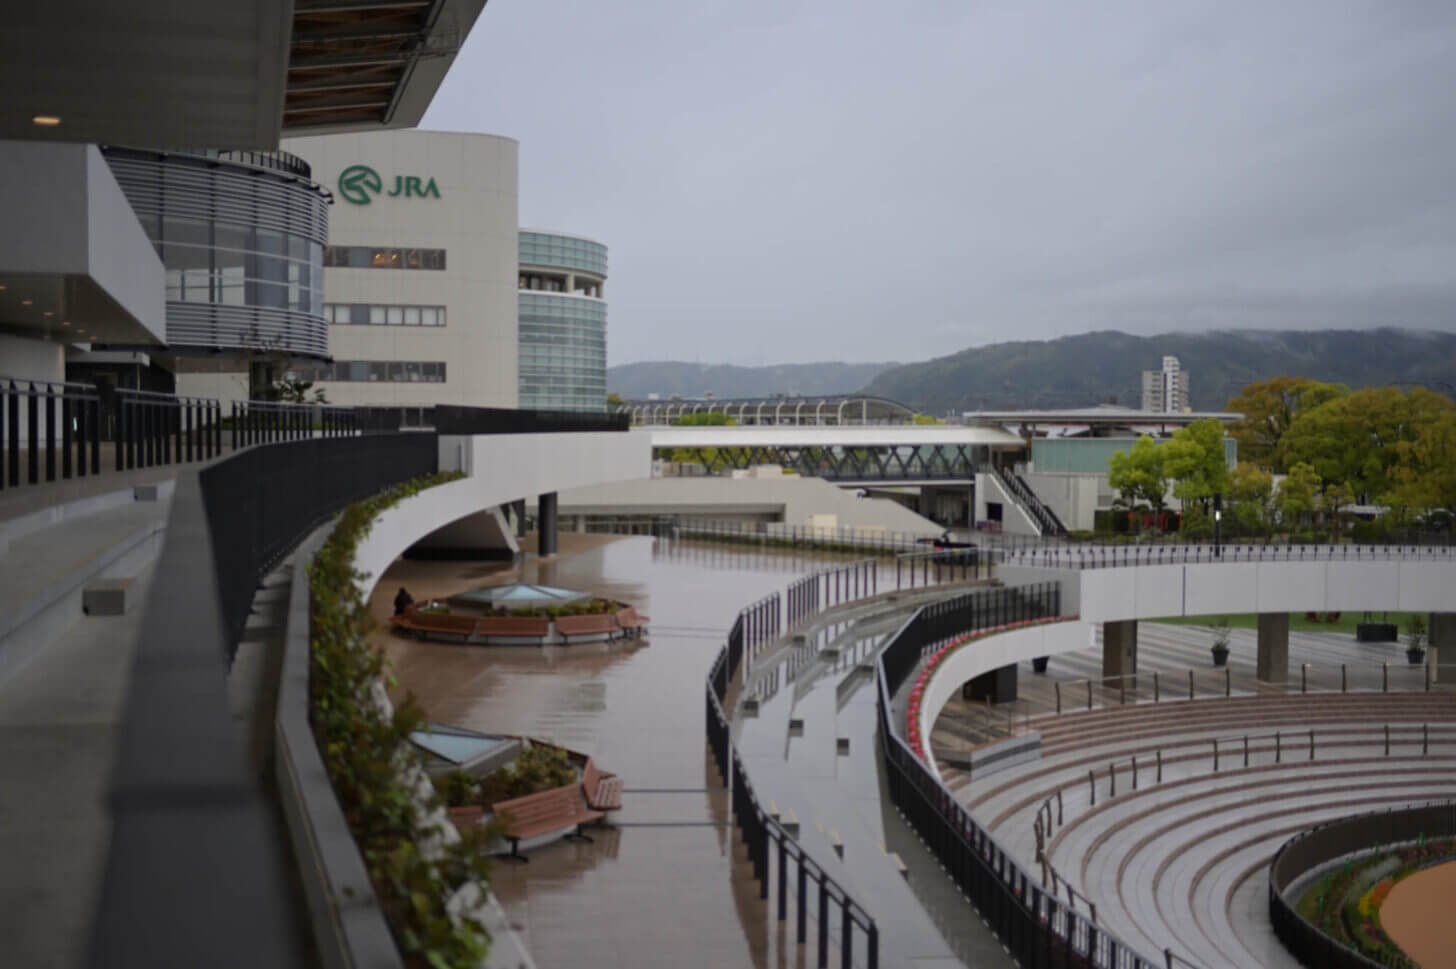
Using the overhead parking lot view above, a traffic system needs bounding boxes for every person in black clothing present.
[394,587,415,615]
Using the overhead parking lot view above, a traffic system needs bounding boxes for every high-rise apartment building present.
[1141,354,1190,412]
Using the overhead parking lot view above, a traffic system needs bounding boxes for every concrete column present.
[1102,620,1138,683]
[1257,613,1290,684]
[1430,614,1456,684]
[962,664,1018,704]
[538,492,558,557]
[511,499,526,538]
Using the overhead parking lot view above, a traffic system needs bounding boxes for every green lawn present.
[1148,612,1418,635]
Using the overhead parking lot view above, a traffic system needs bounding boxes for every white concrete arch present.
[351,430,651,600]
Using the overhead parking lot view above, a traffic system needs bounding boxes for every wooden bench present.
[555,613,620,643]
[492,784,603,861]
[614,605,650,638]
[475,615,551,642]
[581,759,623,812]
[391,608,479,642]
[446,805,484,832]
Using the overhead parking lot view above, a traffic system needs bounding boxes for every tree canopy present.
[1108,436,1169,512]
[1160,418,1231,504]
[1225,376,1345,471]
[1278,386,1454,504]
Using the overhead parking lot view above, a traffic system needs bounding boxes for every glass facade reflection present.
[519,231,607,276]
[104,147,331,359]
[518,230,607,412]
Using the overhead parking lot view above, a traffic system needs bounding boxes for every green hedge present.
[308,470,498,969]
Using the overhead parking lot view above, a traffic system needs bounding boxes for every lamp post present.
[1213,493,1223,558]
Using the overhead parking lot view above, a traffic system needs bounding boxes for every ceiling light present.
[0,285,6,291]
[62,321,71,327]
[21,299,32,306]
[43,310,53,317]
[32,115,61,126]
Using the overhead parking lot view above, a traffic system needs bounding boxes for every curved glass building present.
[104,147,331,369]
[518,230,607,412]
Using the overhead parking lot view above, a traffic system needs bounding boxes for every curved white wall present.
[916,620,1090,785]
[352,429,651,598]
[1001,558,1456,623]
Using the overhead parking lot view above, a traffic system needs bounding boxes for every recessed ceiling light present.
[32,115,61,126]
[62,321,71,327]
[21,299,32,306]
[43,310,54,317]
[0,285,7,291]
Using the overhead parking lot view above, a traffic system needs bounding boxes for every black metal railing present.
[1,377,637,496]
[1000,541,1456,569]
[1,377,103,488]
[87,431,440,969]
[432,404,630,435]
[872,583,1174,969]
[893,547,982,590]
[786,560,878,626]
[706,598,879,969]
[1268,801,1456,969]
[993,466,1066,537]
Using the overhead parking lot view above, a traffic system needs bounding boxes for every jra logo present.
[337,165,441,204]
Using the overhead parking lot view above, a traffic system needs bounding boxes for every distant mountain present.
[860,329,1456,414]
[607,360,898,400]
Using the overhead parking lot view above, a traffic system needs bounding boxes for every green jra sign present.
[337,164,441,204]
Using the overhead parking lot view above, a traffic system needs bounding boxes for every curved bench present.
[492,783,603,861]
[475,615,551,643]
[555,613,620,644]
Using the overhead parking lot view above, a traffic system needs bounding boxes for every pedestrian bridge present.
[646,424,1024,483]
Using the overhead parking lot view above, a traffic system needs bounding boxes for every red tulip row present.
[904,614,1081,760]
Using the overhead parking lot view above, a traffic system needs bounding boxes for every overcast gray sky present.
[423,1,1456,367]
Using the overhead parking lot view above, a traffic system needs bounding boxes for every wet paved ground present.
[369,534,883,969]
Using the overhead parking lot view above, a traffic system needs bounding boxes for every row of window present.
[323,246,447,270]
[166,274,322,315]
[144,217,322,265]
[323,303,447,326]
[291,361,447,383]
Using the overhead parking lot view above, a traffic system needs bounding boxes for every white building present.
[281,129,521,408]
[1141,355,1190,413]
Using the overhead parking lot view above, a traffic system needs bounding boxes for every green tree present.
[1108,436,1169,514]
[1275,462,1321,527]
[606,392,626,407]
[665,412,741,466]
[1161,418,1232,505]
[1279,386,1452,503]
[1230,461,1274,535]
[911,413,945,425]
[671,412,736,426]
[1226,377,1345,471]
[1381,402,1456,519]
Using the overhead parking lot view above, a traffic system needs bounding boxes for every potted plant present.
[1032,656,1050,674]
[1209,617,1231,667]
[1405,614,1428,666]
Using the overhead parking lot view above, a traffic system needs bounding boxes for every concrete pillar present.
[1257,613,1290,684]
[962,664,1018,704]
[511,499,526,538]
[538,492,558,557]
[1102,620,1138,683]
[1431,614,1456,684]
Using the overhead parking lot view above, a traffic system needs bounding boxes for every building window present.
[291,360,448,383]
[324,246,447,270]
[323,303,447,326]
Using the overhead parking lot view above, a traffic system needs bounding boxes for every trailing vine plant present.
[308,471,500,969]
